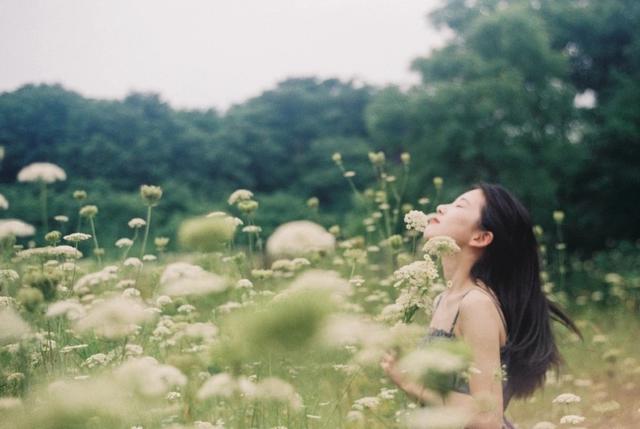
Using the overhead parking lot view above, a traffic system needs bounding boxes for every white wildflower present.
[0,193,8,210]
[122,287,141,298]
[73,266,118,294]
[0,219,35,238]
[83,353,109,368]
[162,271,227,297]
[156,295,173,307]
[228,189,254,205]
[352,396,380,411]
[124,257,143,268]
[63,233,92,243]
[46,300,86,320]
[17,162,66,183]
[197,373,237,399]
[552,393,581,404]
[404,210,433,233]
[422,235,461,256]
[115,238,134,248]
[160,262,206,284]
[559,415,586,425]
[254,377,303,410]
[177,304,196,314]
[0,269,19,282]
[51,245,83,259]
[266,220,335,258]
[114,356,187,397]
[128,217,146,228]
[0,307,31,345]
[394,257,439,288]
[236,278,253,289]
[74,297,153,339]
[404,405,472,429]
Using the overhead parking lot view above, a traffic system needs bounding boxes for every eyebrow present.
[456,197,470,204]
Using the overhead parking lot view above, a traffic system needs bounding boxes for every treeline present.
[1,0,638,256]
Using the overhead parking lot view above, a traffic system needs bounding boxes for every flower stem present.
[89,217,101,266]
[40,181,49,234]
[139,205,152,258]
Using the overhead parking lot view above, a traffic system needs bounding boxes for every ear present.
[470,230,493,248]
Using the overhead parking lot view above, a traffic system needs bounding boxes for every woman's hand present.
[380,350,403,386]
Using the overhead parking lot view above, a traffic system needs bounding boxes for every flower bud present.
[401,152,411,165]
[553,210,565,224]
[237,200,258,215]
[307,197,319,209]
[433,177,443,190]
[45,230,62,244]
[140,185,163,207]
[73,190,87,201]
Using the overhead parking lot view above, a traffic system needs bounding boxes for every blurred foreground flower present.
[397,338,472,399]
[74,296,153,339]
[0,219,35,239]
[178,215,237,252]
[266,220,335,258]
[0,307,31,345]
[404,405,472,429]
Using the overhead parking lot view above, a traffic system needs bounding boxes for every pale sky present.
[0,0,448,111]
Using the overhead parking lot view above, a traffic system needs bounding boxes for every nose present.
[436,204,446,215]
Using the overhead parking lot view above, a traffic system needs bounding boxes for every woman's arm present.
[380,351,444,406]
[455,291,506,429]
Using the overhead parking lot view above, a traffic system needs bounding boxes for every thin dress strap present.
[448,289,475,335]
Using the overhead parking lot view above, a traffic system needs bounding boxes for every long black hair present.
[469,182,583,400]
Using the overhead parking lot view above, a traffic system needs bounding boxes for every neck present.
[441,249,479,292]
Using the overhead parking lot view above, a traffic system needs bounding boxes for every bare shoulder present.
[457,290,504,332]
[460,288,497,311]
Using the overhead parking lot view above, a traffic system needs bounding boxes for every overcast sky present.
[0,0,448,111]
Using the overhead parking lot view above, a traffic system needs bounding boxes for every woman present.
[381,182,583,428]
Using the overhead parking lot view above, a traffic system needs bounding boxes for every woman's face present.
[423,188,489,248]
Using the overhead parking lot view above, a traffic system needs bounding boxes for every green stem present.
[139,206,152,258]
[121,228,138,264]
[40,181,49,235]
[89,217,101,266]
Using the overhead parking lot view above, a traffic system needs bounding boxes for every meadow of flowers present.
[1,151,639,429]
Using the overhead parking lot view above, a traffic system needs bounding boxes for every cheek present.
[428,214,473,241]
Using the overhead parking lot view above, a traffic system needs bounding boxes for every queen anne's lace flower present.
[404,210,434,233]
[266,220,335,257]
[128,218,146,228]
[552,392,581,404]
[393,257,439,288]
[422,235,461,256]
[63,233,92,243]
[227,189,254,205]
[74,296,153,339]
[115,238,133,248]
[17,162,66,183]
[0,219,35,238]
